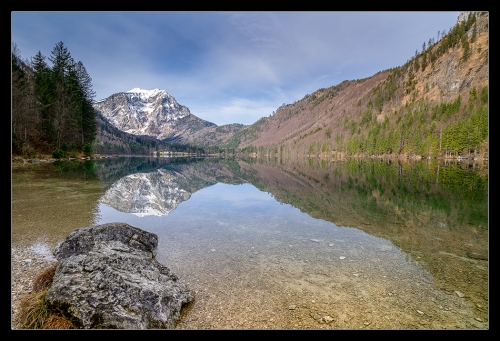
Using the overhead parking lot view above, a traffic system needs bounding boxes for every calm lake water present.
[11,156,488,329]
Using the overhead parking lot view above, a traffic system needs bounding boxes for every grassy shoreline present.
[12,153,118,165]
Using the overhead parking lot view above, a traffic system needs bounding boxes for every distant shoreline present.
[12,152,488,166]
[11,154,119,166]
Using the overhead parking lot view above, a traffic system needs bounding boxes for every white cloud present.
[12,11,462,126]
[190,97,279,126]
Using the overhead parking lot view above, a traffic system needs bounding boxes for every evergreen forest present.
[12,41,97,158]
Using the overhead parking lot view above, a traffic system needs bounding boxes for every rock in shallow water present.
[45,222,194,329]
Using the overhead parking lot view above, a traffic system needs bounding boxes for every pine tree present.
[75,61,97,147]
[49,41,72,83]
[49,42,75,148]
[461,36,471,61]
[421,52,427,71]
[32,50,56,150]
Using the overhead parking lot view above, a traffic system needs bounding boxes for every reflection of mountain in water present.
[98,157,246,216]
[100,169,192,216]
[94,156,488,315]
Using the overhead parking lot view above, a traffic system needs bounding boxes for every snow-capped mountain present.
[93,88,216,141]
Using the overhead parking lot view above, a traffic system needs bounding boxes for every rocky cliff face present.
[416,14,488,103]
[93,88,216,141]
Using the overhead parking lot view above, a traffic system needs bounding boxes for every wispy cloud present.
[12,11,461,126]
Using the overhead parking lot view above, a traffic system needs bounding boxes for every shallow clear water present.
[12,157,488,329]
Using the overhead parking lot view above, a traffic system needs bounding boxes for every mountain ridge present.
[229,11,488,159]
[93,11,488,159]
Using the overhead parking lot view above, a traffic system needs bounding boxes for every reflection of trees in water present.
[235,157,488,311]
[14,156,488,316]
[275,158,488,227]
[93,156,247,186]
[12,162,104,248]
[48,156,487,307]
[49,160,100,181]
[97,157,247,215]
[93,156,204,184]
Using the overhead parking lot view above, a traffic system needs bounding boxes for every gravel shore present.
[11,246,58,330]
[11,243,488,330]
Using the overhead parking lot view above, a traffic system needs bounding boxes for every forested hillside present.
[231,12,488,160]
[94,112,225,156]
[12,12,488,160]
[93,111,162,155]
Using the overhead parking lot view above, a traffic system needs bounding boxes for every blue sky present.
[12,11,461,126]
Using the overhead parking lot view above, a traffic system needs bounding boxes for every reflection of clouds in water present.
[152,182,405,264]
[93,177,483,328]
[151,184,458,329]
[96,203,168,231]
[193,183,275,204]
[29,240,57,261]
[97,181,412,277]
[12,156,487,328]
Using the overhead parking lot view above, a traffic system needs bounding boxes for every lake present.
[11,156,488,329]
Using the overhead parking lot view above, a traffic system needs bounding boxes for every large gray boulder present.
[45,222,194,329]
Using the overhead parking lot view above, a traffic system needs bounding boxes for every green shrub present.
[52,149,64,159]
[83,144,93,156]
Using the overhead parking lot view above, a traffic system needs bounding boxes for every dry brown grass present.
[16,264,78,329]
[42,314,76,329]
[32,263,58,293]
[17,288,52,329]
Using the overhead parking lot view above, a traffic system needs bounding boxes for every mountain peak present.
[93,88,216,140]
[127,88,166,98]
